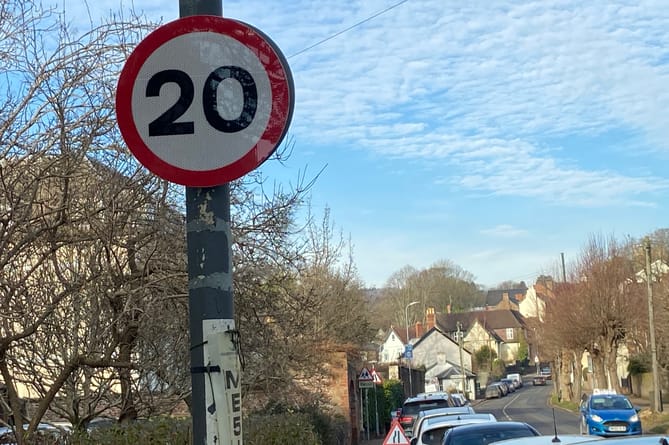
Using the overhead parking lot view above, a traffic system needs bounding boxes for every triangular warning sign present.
[383,419,410,445]
[359,366,373,381]
[372,368,383,384]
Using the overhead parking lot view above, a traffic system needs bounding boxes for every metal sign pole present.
[179,2,236,444]
[118,2,292,442]
[373,382,380,436]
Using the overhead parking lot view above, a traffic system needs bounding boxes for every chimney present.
[500,292,511,309]
[426,307,436,330]
[415,321,423,338]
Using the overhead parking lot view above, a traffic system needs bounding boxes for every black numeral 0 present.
[203,66,257,133]
[146,67,258,137]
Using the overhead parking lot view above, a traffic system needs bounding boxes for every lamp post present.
[405,301,420,397]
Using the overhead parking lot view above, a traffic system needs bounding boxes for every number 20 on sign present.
[116,15,294,187]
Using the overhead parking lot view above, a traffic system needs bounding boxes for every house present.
[378,327,407,363]
[518,285,548,320]
[378,307,438,364]
[635,259,669,283]
[411,327,475,399]
[484,288,527,311]
[437,308,526,364]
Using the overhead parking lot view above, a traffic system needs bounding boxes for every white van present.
[507,373,522,388]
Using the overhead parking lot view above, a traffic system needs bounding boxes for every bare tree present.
[542,234,645,399]
[379,261,483,330]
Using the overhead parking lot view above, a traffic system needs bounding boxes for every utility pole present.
[405,301,419,397]
[560,252,566,282]
[645,239,662,412]
[457,322,465,395]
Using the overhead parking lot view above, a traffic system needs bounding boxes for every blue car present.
[579,392,642,437]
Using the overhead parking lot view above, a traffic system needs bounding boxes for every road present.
[473,381,580,436]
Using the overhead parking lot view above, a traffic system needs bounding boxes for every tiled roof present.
[437,309,525,332]
[485,288,527,306]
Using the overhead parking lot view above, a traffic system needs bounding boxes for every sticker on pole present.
[116,15,294,186]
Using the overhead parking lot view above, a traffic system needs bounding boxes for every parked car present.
[501,379,517,392]
[0,422,71,445]
[450,393,469,406]
[532,375,546,386]
[497,381,510,396]
[579,392,642,437]
[410,406,477,440]
[441,421,540,445]
[399,392,460,438]
[540,367,552,380]
[410,413,497,445]
[485,383,504,399]
[489,434,604,444]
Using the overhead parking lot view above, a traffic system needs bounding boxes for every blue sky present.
[68,0,669,288]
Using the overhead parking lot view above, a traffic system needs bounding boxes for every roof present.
[437,309,525,332]
[412,326,471,353]
[382,326,407,345]
[485,288,528,306]
[433,363,476,379]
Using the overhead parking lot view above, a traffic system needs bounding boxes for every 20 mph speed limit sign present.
[116,16,294,186]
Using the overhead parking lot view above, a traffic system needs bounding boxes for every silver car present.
[411,413,497,445]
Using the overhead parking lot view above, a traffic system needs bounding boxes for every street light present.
[405,301,420,397]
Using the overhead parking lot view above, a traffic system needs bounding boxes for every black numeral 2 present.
[146,66,258,137]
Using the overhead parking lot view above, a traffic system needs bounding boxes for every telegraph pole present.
[645,239,662,412]
[457,322,465,395]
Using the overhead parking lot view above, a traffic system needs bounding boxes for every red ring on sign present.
[116,15,293,186]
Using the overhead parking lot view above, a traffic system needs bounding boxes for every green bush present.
[245,413,320,445]
[250,403,347,445]
[68,417,191,445]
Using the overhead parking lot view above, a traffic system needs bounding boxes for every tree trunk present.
[118,324,138,423]
[0,353,24,445]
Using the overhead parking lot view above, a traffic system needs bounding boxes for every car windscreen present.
[421,426,450,445]
[447,425,537,445]
[403,400,451,415]
[589,396,633,410]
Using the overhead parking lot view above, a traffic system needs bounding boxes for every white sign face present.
[116,16,293,186]
[359,367,373,381]
[132,32,272,172]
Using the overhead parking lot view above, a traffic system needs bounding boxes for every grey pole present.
[645,239,662,412]
[178,2,231,445]
[404,301,419,397]
[373,380,379,436]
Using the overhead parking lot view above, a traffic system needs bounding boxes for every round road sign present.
[116,15,294,186]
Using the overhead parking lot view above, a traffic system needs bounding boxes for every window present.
[506,328,514,340]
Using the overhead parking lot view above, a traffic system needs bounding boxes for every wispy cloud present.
[259,0,669,206]
[481,225,528,238]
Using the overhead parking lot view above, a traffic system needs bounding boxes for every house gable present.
[412,327,472,371]
[378,327,406,363]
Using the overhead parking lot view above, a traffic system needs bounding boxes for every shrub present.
[69,417,191,445]
[245,413,320,445]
